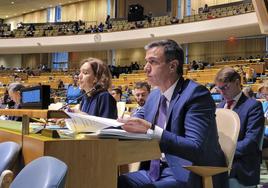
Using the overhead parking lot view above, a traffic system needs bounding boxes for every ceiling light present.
[5,15,9,18]
[41,6,44,9]
[11,1,14,4]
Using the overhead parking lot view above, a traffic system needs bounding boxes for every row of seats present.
[0,2,254,38]
[107,2,254,31]
[0,141,67,188]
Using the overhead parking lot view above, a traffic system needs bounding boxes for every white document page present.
[65,112,123,133]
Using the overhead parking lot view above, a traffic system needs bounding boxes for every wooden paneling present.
[188,38,266,64]
[0,128,161,188]
[62,0,107,23]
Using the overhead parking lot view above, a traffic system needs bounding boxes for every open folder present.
[64,112,152,140]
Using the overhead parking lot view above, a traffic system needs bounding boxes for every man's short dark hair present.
[134,82,151,92]
[144,39,184,75]
[214,67,241,83]
[112,88,122,97]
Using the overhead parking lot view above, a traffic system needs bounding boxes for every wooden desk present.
[0,127,161,188]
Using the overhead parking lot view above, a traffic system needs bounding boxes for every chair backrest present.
[117,101,126,117]
[10,156,68,188]
[215,109,240,171]
[0,142,21,173]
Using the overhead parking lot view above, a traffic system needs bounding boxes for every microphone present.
[58,84,102,110]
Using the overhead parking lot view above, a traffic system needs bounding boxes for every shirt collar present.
[162,79,179,102]
[231,91,242,103]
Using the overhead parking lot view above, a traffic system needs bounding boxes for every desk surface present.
[0,126,161,188]
[0,109,69,119]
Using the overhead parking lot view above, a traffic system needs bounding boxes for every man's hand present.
[117,117,152,134]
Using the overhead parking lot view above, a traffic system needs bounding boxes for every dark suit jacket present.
[218,93,264,186]
[80,91,117,119]
[136,78,228,188]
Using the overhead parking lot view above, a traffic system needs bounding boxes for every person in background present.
[118,39,227,188]
[258,81,268,114]
[111,88,122,102]
[257,81,268,149]
[58,79,65,90]
[131,81,150,116]
[215,67,264,187]
[7,83,25,121]
[203,4,210,13]
[78,58,117,119]
[66,74,82,104]
[0,88,14,108]
[242,86,255,98]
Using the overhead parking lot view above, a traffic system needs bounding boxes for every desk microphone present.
[58,84,102,110]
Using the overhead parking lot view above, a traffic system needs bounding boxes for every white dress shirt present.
[224,92,242,110]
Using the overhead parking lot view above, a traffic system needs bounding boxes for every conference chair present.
[0,141,21,188]
[2,156,68,188]
[184,108,240,188]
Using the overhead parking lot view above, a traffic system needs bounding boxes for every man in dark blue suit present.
[215,67,264,187]
[118,39,228,188]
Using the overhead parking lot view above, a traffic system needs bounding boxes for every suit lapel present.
[166,78,185,124]
[233,93,247,114]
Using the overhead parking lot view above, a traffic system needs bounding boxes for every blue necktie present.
[148,95,167,181]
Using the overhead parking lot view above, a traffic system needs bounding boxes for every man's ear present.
[235,79,241,86]
[169,60,178,72]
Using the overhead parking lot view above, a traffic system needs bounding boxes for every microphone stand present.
[58,90,90,110]
[57,84,102,110]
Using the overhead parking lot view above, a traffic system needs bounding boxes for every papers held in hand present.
[64,112,152,140]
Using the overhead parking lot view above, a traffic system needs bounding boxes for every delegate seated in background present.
[66,74,82,104]
[215,67,264,187]
[131,81,150,116]
[258,81,268,114]
[202,4,210,13]
[0,89,15,108]
[7,83,25,121]
[111,88,122,102]
[118,39,227,188]
[257,81,268,148]
[78,58,117,119]
[242,86,254,98]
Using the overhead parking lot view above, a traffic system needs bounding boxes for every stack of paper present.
[65,112,151,140]
[98,128,152,140]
